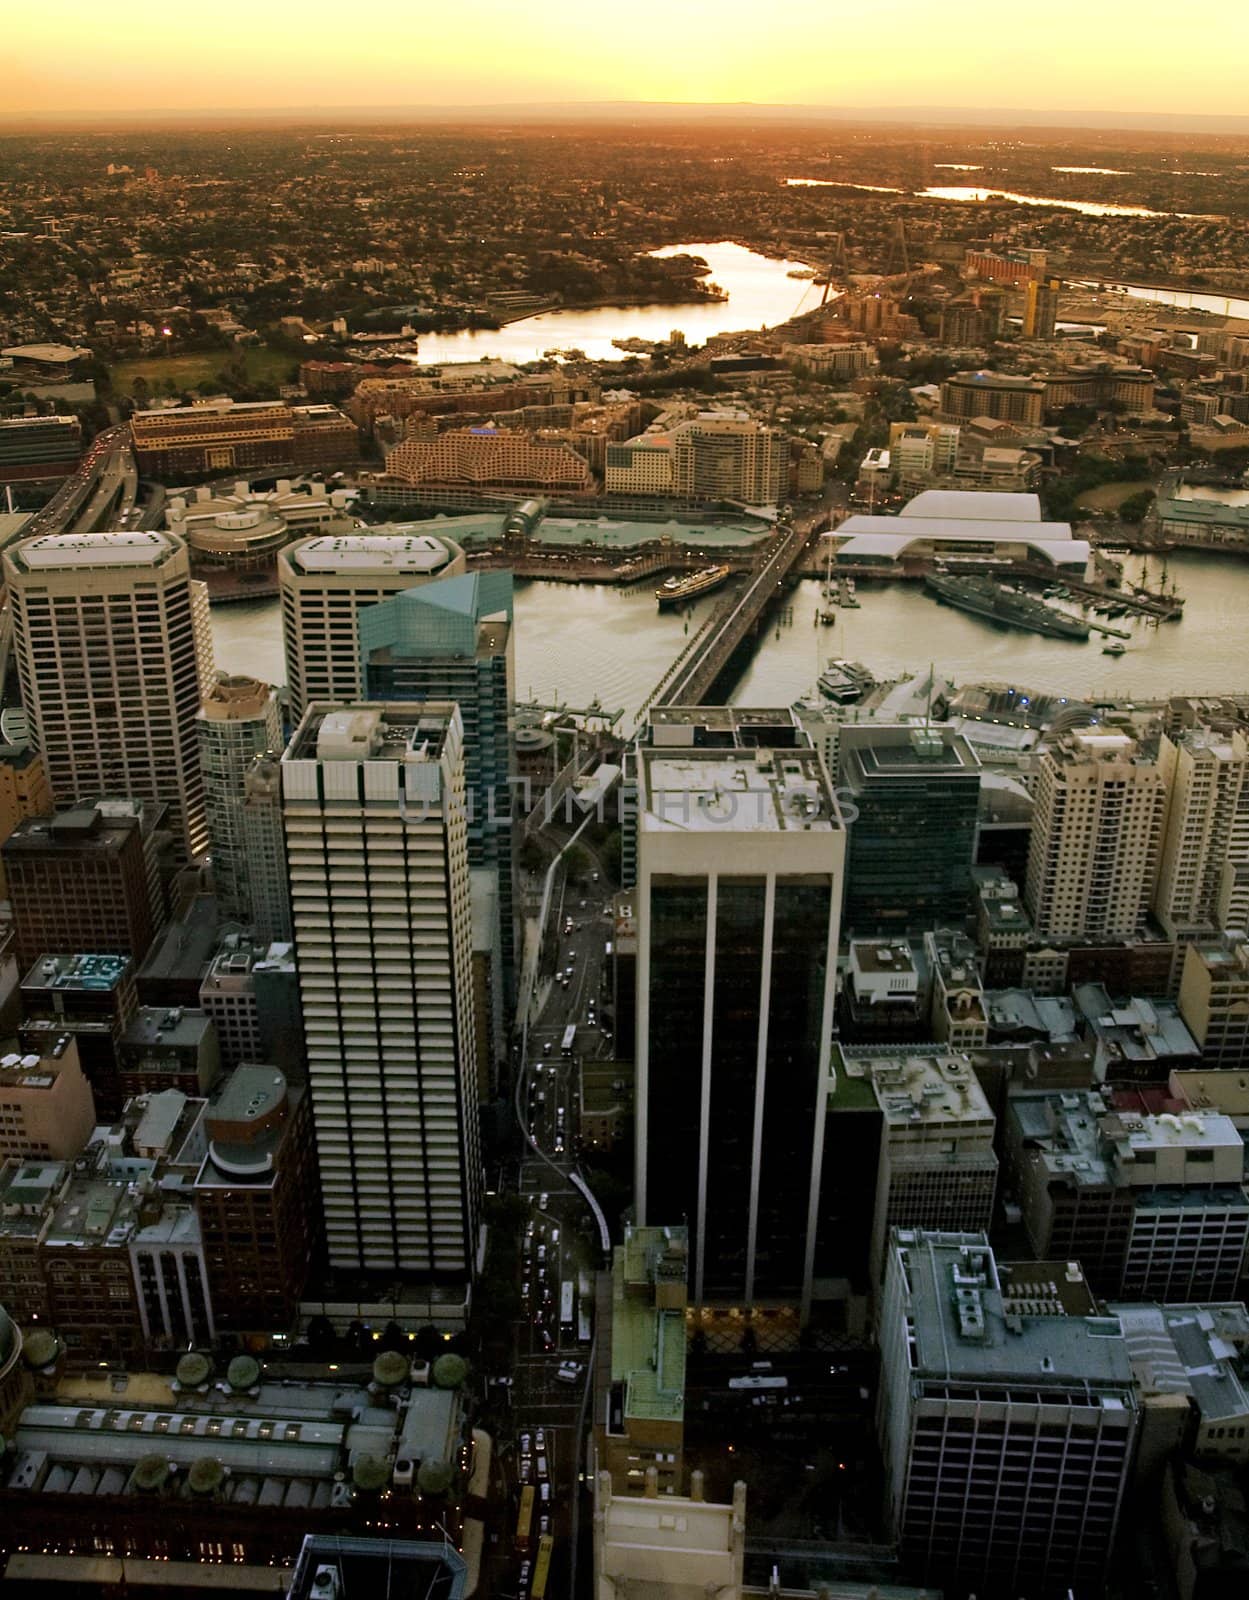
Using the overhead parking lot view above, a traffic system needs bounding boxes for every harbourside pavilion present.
[358,507,774,552]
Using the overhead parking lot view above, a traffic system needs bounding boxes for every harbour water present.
[212,551,1249,731]
[784,176,1176,218]
[410,242,824,366]
[206,238,1249,722]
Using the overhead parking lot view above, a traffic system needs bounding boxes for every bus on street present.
[515,1484,535,1551]
[532,1534,554,1599]
[559,1279,574,1329]
[561,1024,576,1056]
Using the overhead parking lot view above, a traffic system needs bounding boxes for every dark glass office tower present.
[837,724,981,936]
[360,570,516,1005]
[635,714,844,1314]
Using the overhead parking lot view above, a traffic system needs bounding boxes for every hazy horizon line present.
[3,98,1249,136]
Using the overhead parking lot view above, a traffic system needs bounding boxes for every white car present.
[555,1360,583,1384]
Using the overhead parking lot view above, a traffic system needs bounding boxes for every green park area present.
[107,344,299,400]
[1074,480,1156,512]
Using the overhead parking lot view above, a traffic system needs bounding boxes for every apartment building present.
[888,421,960,490]
[939,372,1046,426]
[604,435,675,496]
[281,704,481,1281]
[241,754,292,943]
[668,413,787,505]
[878,1229,1137,1596]
[1154,727,1249,940]
[4,531,213,857]
[278,532,466,720]
[197,675,283,920]
[1177,938,1249,1067]
[1022,277,1062,339]
[1026,732,1167,940]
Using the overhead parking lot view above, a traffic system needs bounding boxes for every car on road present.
[535,1429,546,1451]
[520,1432,532,1453]
[520,1455,533,1482]
[537,1455,549,1481]
[543,1041,552,1055]
[555,1360,583,1384]
[539,1192,549,1208]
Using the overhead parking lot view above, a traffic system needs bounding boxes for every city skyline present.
[6,0,1249,123]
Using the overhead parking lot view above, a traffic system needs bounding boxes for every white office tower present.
[1154,727,1249,940]
[281,703,480,1279]
[1025,730,1166,939]
[278,532,466,721]
[5,530,214,857]
[196,674,283,919]
[878,1229,1138,1597]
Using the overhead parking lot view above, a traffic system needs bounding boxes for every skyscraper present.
[1026,731,1166,939]
[278,532,466,721]
[877,1230,1137,1597]
[633,708,844,1314]
[360,570,517,1004]
[241,754,292,942]
[1154,726,1249,940]
[196,674,283,920]
[1022,276,1062,339]
[281,703,480,1280]
[5,530,213,857]
[837,724,981,936]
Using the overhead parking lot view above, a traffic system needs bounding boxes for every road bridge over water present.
[642,518,817,714]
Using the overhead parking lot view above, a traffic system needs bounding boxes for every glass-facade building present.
[635,714,845,1314]
[360,571,516,1005]
[837,724,981,936]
